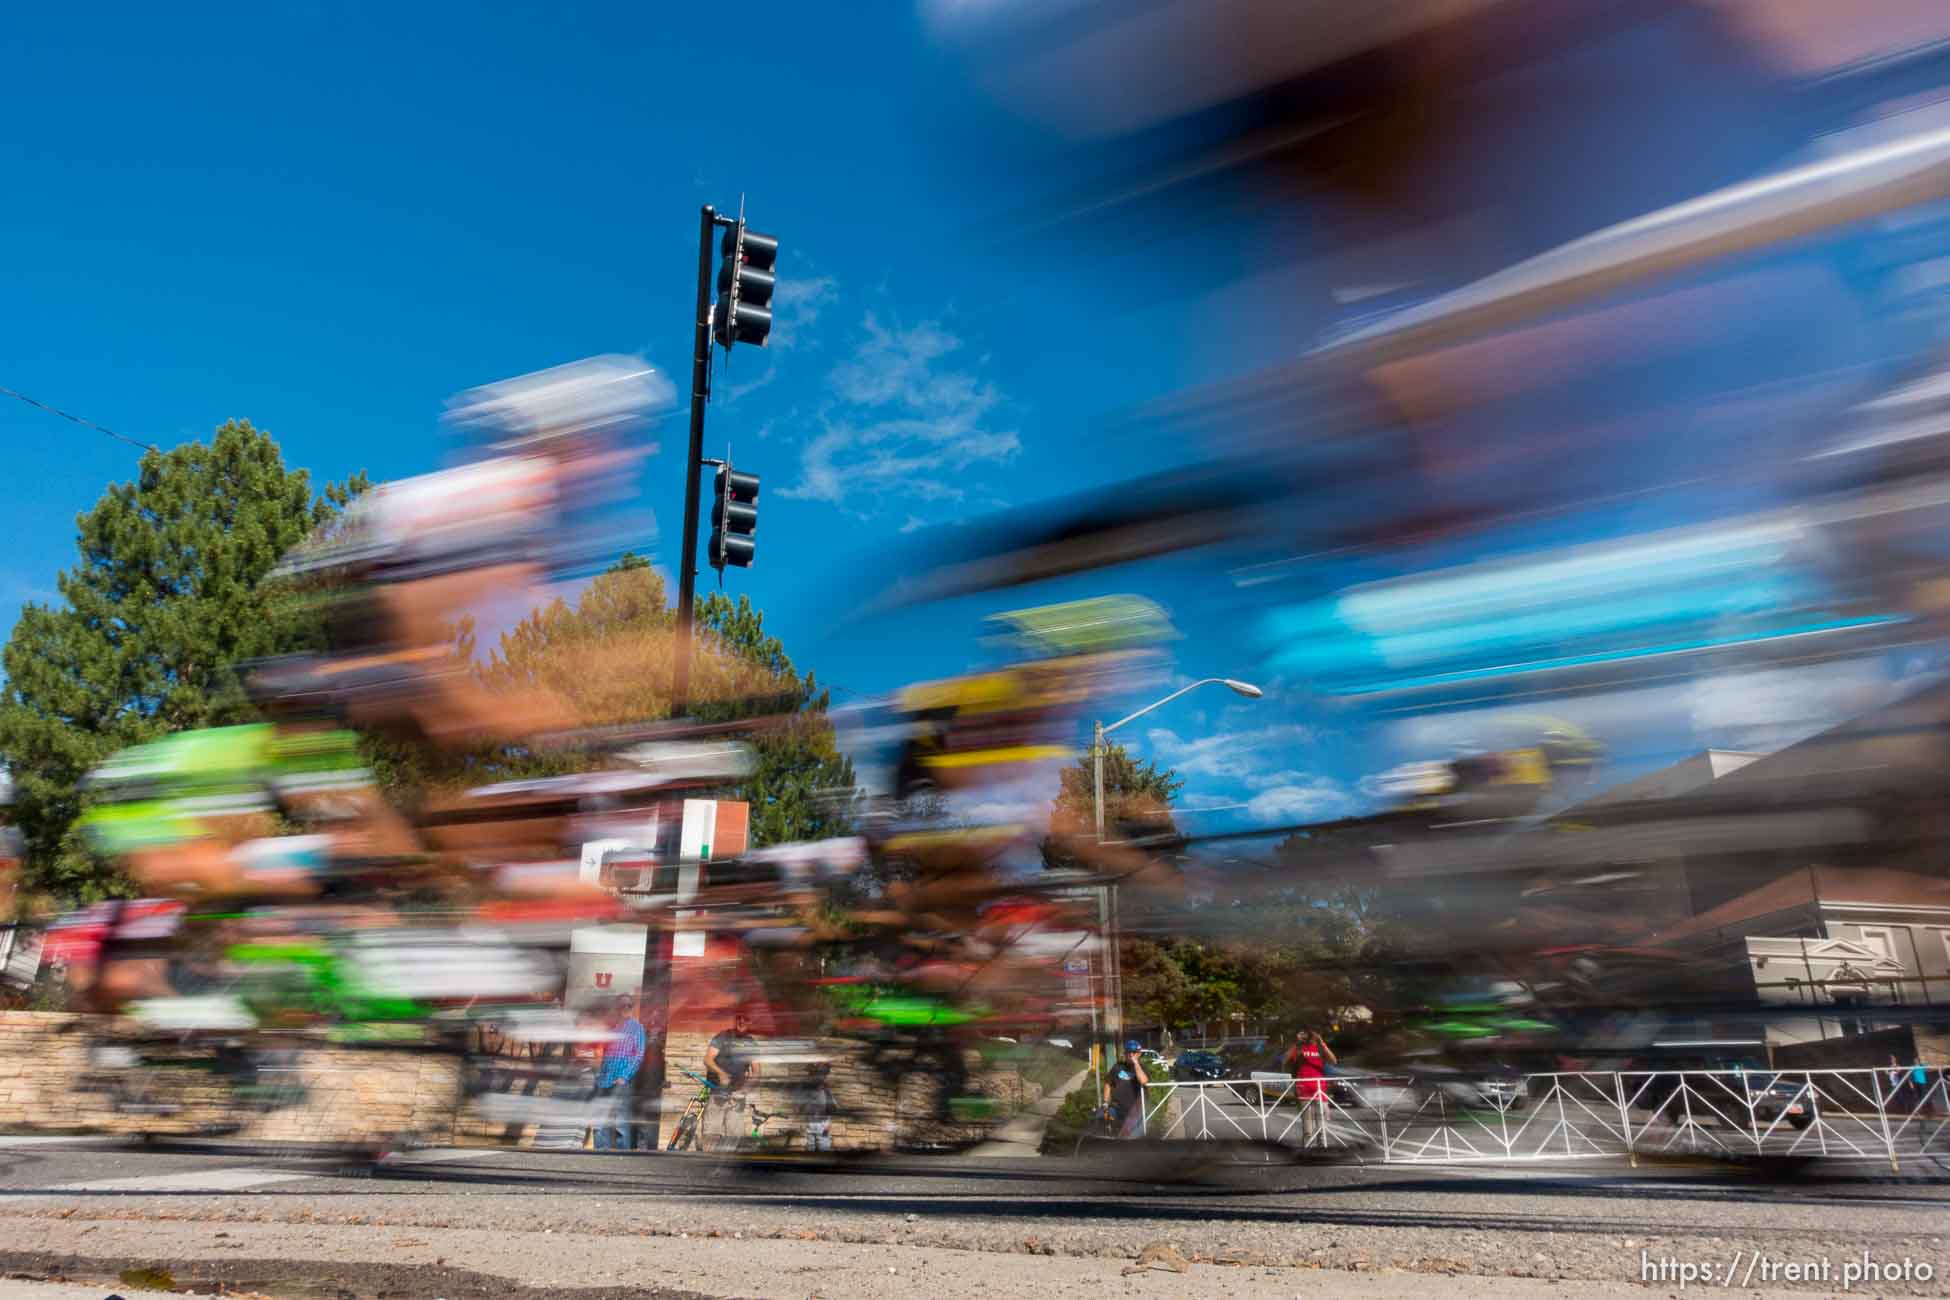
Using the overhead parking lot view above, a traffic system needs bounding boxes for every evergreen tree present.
[0,423,366,899]
[470,567,856,846]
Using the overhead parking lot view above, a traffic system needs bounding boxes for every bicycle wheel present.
[667,1105,701,1151]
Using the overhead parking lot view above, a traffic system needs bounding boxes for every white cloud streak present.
[1244,780,1353,823]
[1142,721,1350,824]
[782,312,1019,512]
[769,276,837,351]
[1143,723,1317,787]
[723,276,840,404]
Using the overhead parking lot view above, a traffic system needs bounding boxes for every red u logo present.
[594,972,613,989]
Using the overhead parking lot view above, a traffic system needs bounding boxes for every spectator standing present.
[801,1062,836,1152]
[630,1011,666,1151]
[1887,1055,1911,1114]
[1102,1040,1149,1139]
[1284,1028,1338,1147]
[592,998,645,1151]
[704,1008,761,1150]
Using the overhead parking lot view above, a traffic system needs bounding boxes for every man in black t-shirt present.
[703,1010,760,1149]
[1102,1039,1149,1139]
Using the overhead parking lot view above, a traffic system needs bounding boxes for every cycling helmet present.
[444,355,677,453]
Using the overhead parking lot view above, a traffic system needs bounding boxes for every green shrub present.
[976,1040,1089,1100]
[1143,1061,1175,1120]
[1022,1046,1088,1098]
[1039,1082,1103,1155]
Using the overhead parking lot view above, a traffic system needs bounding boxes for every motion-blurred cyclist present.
[267,355,672,753]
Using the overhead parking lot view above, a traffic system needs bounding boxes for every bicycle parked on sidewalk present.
[664,1070,717,1152]
[664,1070,778,1153]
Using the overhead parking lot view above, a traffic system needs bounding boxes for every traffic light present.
[710,466,759,570]
[713,221,778,349]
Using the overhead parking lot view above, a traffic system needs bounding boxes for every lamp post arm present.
[1101,678,1233,738]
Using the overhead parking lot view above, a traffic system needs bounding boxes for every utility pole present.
[672,203,718,718]
[672,203,775,716]
[1089,679,1262,1067]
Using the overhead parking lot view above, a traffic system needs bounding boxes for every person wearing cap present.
[703,1007,763,1150]
[1102,1039,1150,1139]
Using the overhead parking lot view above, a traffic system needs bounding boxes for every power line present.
[0,384,159,454]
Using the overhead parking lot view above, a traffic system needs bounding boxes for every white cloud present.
[1684,660,1910,754]
[1141,720,1348,823]
[782,312,1019,512]
[1244,780,1353,823]
[2,574,59,605]
[899,516,928,534]
[722,276,841,404]
[770,276,837,352]
[1180,794,1249,812]
[945,763,1066,831]
[1143,723,1316,786]
[725,369,775,404]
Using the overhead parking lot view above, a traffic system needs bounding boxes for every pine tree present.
[0,423,366,900]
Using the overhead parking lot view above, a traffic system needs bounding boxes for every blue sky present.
[0,4,1251,796]
[3,3,1937,841]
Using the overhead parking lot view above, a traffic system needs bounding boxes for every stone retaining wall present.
[0,1012,1042,1153]
[0,1011,462,1146]
[654,1031,1042,1152]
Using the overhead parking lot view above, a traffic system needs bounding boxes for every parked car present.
[1171,1050,1229,1082]
[1746,1076,1813,1130]
[1245,1069,1293,1103]
[1469,1073,1528,1112]
[1332,1074,1419,1112]
[1217,1037,1268,1057]
[1395,1064,1528,1113]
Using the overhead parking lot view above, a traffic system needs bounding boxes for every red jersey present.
[1285,1041,1328,1099]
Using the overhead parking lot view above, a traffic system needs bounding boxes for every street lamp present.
[1093,678,1263,842]
[1089,677,1263,1066]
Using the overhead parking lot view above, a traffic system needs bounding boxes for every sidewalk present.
[975,1066,1089,1157]
[0,1219,1843,1300]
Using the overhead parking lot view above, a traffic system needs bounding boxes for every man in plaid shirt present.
[592,997,645,1151]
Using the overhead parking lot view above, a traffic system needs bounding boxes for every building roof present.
[1565,750,1763,812]
[1661,678,1950,808]
[1648,866,1950,945]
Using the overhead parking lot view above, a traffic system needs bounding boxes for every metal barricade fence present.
[1136,1068,1950,1169]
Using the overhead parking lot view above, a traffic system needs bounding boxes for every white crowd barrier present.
[1135,1068,1950,1169]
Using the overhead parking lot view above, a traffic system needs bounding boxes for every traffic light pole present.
[650,202,718,1141]
[673,203,720,718]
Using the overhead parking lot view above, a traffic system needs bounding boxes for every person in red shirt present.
[1283,1028,1338,1148]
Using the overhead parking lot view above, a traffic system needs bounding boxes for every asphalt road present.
[2,1135,1949,1297]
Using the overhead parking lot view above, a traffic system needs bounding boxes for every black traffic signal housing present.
[713,222,778,349]
[710,467,759,570]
